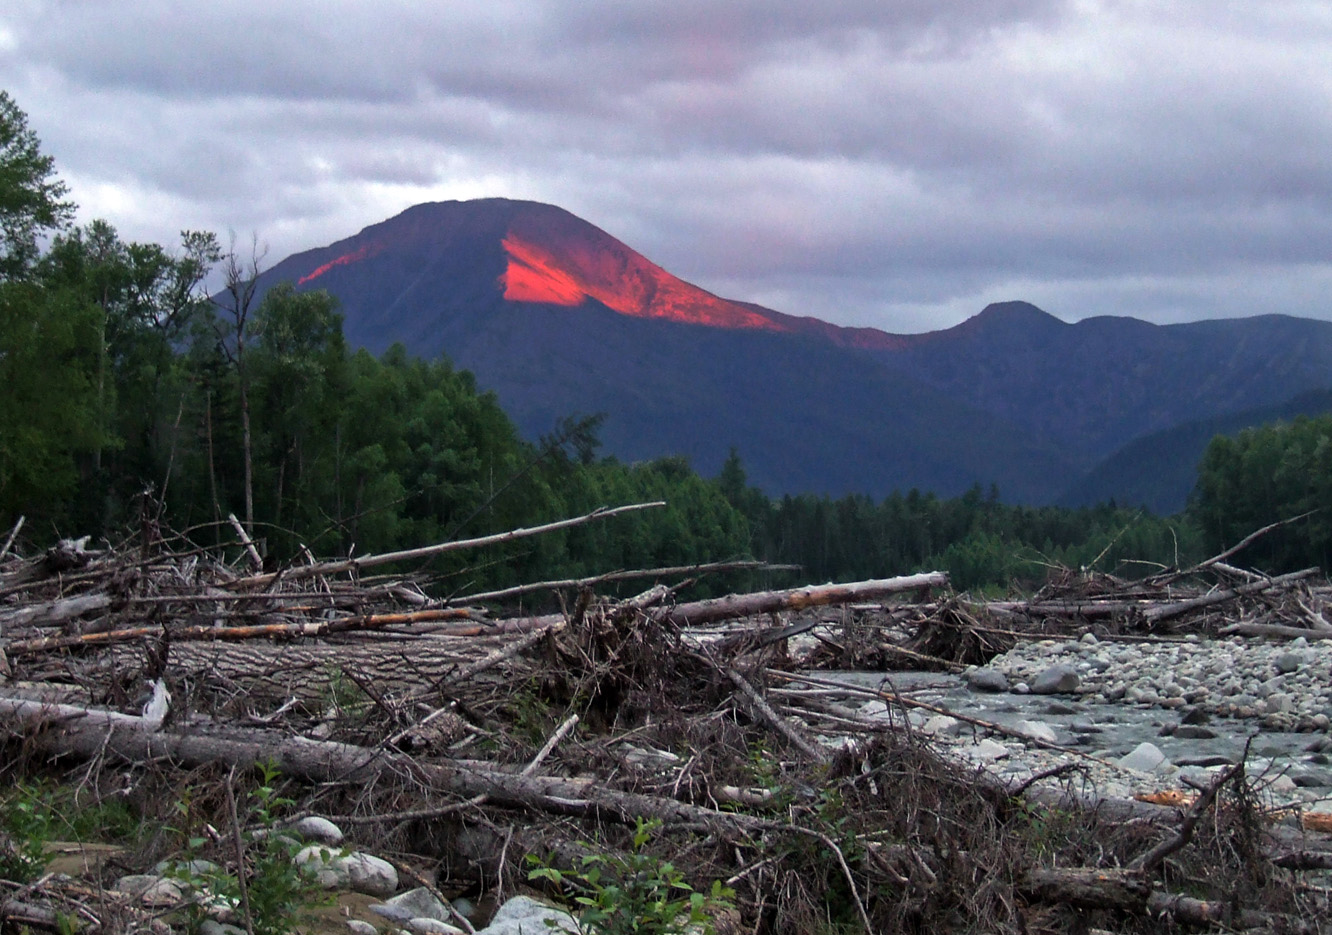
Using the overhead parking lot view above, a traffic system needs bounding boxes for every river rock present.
[1030,664,1080,695]
[1292,768,1332,788]
[962,738,1011,762]
[296,847,398,897]
[474,896,578,935]
[1180,707,1211,725]
[198,923,246,935]
[1117,742,1168,773]
[1017,720,1058,744]
[347,922,378,935]
[1173,725,1218,740]
[371,904,416,924]
[966,667,1009,692]
[1175,754,1236,768]
[114,874,178,902]
[1275,652,1306,674]
[154,858,220,877]
[923,715,961,736]
[293,816,345,845]
[384,887,453,923]
[408,920,464,935]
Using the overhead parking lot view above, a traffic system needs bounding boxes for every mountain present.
[257,198,1332,505]
[1058,388,1332,514]
[883,303,1332,467]
[272,199,908,354]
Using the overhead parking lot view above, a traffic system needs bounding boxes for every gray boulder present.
[408,920,465,935]
[292,816,345,846]
[1030,664,1080,694]
[965,667,1009,693]
[296,847,398,897]
[474,896,578,935]
[1016,720,1058,744]
[1117,742,1168,773]
[383,887,453,924]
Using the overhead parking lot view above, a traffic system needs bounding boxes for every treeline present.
[0,93,750,595]
[1193,415,1332,573]
[717,456,1200,591]
[1,90,1323,595]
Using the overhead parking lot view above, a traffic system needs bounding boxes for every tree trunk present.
[0,695,769,837]
[659,572,947,627]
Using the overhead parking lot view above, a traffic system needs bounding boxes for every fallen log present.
[1218,620,1332,640]
[725,668,830,765]
[1141,567,1321,623]
[0,592,112,631]
[107,638,509,700]
[1019,868,1287,928]
[1151,511,1316,585]
[3,608,480,657]
[659,572,947,628]
[225,502,666,589]
[0,695,771,837]
[450,560,799,606]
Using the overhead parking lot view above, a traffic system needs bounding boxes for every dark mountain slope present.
[884,302,1332,465]
[256,198,1332,505]
[422,298,1074,500]
[1059,388,1332,514]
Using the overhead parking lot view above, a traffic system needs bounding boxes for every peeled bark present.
[660,572,947,627]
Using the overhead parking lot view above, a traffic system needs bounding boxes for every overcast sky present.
[3,1,1331,333]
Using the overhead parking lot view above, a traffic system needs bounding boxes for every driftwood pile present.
[2,506,1332,934]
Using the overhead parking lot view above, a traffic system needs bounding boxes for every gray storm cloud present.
[1,0,1330,331]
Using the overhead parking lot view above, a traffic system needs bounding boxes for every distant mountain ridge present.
[257,198,1332,507]
[1060,388,1332,514]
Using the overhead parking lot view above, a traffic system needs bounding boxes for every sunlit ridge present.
[500,234,787,332]
[299,245,374,285]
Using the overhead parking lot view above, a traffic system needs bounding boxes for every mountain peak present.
[273,200,1081,357]
[274,197,917,349]
[496,204,785,331]
[973,301,1066,327]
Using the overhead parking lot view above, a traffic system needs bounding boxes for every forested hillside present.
[1,91,1323,594]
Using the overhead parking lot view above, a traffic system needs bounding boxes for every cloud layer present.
[3,0,1331,331]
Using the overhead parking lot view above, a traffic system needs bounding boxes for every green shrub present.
[528,818,734,935]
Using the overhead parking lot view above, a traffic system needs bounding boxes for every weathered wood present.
[109,638,509,699]
[0,515,24,561]
[3,607,478,656]
[228,512,263,571]
[1020,867,1150,911]
[225,502,666,589]
[726,668,830,765]
[1128,762,1242,873]
[0,695,770,836]
[1218,620,1332,640]
[1142,567,1320,622]
[660,572,947,627]
[451,560,799,605]
[979,598,1148,619]
[1152,511,1316,585]
[0,592,112,631]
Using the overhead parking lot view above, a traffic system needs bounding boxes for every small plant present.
[0,783,54,883]
[527,818,734,935]
[166,761,333,935]
[0,779,147,884]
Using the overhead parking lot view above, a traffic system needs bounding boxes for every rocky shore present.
[853,632,1332,807]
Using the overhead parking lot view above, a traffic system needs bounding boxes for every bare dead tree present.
[212,232,268,535]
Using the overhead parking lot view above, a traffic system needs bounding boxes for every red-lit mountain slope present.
[258,198,1332,506]
[271,198,908,352]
